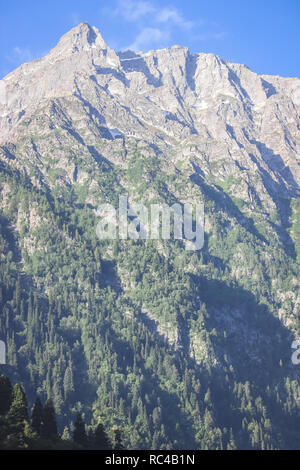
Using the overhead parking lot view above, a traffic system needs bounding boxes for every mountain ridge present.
[1,23,299,194]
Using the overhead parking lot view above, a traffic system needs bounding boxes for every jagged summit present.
[0,23,299,194]
[54,22,107,53]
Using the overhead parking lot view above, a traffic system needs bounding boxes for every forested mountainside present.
[0,22,300,449]
[0,374,119,449]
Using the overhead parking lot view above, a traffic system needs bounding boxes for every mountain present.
[0,22,300,450]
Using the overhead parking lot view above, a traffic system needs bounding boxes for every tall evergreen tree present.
[113,428,124,450]
[94,422,112,450]
[63,363,74,400]
[73,413,87,447]
[31,397,43,435]
[42,399,58,439]
[61,426,71,441]
[8,384,28,428]
[0,375,12,415]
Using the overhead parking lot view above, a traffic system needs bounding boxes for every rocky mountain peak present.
[54,22,107,54]
[0,23,299,198]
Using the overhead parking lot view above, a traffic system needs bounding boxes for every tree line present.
[0,375,123,450]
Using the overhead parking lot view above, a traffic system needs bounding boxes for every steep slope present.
[0,23,300,450]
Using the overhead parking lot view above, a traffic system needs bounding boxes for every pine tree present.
[227,428,237,450]
[73,413,87,447]
[63,363,74,400]
[0,375,12,415]
[8,384,28,428]
[113,428,124,450]
[31,397,43,435]
[94,422,112,450]
[87,428,95,448]
[61,426,71,441]
[42,399,58,439]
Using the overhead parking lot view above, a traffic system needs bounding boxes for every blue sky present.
[0,0,299,79]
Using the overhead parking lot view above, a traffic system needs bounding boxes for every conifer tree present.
[73,413,87,447]
[0,375,12,415]
[42,399,58,439]
[87,428,95,448]
[94,422,112,450]
[31,397,43,435]
[8,384,28,428]
[113,428,124,450]
[63,363,74,400]
[61,426,71,441]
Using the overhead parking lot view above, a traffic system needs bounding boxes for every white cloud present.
[106,1,226,52]
[155,7,195,30]
[113,0,194,29]
[113,0,155,21]
[127,27,170,51]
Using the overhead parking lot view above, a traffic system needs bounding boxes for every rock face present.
[0,22,300,343]
[0,22,299,205]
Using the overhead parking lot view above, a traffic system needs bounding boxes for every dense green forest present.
[0,374,120,449]
[1,147,300,450]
